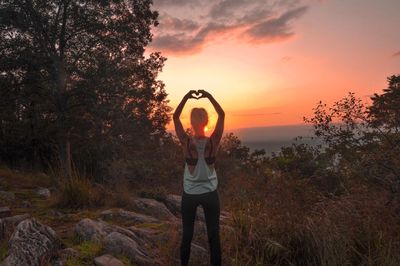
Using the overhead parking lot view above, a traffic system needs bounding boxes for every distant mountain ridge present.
[227,124,315,142]
[228,124,318,154]
[168,124,320,155]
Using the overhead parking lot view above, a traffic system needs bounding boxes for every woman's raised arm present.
[198,90,225,145]
[173,90,196,145]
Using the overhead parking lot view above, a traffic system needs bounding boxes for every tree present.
[0,0,171,178]
[219,132,250,162]
[304,75,400,203]
[368,75,400,131]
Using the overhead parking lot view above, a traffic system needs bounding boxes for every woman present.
[173,89,225,266]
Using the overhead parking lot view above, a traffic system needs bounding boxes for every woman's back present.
[183,137,218,194]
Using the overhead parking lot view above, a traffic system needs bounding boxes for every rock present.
[52,248,80,266]
[36,187,51,199]
[0,207,11,218]
[3,214,30,226]
[100,210,114,220]
[118,209,160,224]
[51,258,65,266]
[163,194,206,222]
[94,254,125,266]
[190,243,208,266]
[128,225,168,245]
[59,247,80,259]
[133,198,176,221]
[0,214,30,240]
[74,218,147,247]
[74,218,108,242]
[0,191,15,202]
[104,232,156,266]
[196,206,206,222]
[196,220,208,236]
[49,210,65,218]
[48,186,57,193]
[163,194,182,216]
[100,209,160,224]
[2,218,62,265]
[20,200,32,208]
[174,219,207,239]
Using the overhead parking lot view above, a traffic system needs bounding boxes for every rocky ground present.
[0,183,233,266]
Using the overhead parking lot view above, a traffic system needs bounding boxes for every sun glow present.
[204,126,209,132]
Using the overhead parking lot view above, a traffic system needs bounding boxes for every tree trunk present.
[59,137,72,179]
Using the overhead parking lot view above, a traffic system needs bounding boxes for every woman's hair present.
[190,108,208,130]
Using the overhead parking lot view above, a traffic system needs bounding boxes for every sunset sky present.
[145,0,400,132]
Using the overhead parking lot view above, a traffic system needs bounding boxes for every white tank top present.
[183,137,218,194]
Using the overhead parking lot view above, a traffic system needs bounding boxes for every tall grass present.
[222,172,400,266]
[51,163,109,209]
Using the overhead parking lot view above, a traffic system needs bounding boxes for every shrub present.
[55,177,92,209]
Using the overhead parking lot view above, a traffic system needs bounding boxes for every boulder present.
[94,254,124,266]
[2,214,30,226]
[163,194,182,216]
[174,219,207,239]
[163,194,206,222]
[0,207,10,218]
[196,206,206,222]
[0,191,15,202]
[20,201,32,208]
[2,218,62,265]
[49,210,65,218]
[133,198,176,221]
[128,225,168,245]
[58,247,80,260]
[74,218,108,242]
[104,232,157,266]
[100,209,160,224]
[0,214,30,240]
[99,210,114,220]
[74,218,147,247]
[36,187,51,199]
[190,243,209,266]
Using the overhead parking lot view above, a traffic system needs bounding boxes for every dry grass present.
[220,171,400,266]
[0,165,53,190]
[2,163,400,265]
[158,221,181,266]
[51,169,110,210]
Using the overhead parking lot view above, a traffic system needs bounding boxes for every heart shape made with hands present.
[191,90,203,99]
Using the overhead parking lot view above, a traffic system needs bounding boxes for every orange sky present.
[146,0,400,132]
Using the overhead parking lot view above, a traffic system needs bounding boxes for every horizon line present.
[166,122,311,132]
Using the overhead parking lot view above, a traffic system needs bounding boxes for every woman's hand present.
[197,89,212,99]
[185,90,198,100]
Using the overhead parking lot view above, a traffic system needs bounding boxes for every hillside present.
[0,167,232,265]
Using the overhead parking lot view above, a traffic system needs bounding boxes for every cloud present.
[158,14,200,31]
[393,51,400,57]
[236,8,272,24]
[282,56,292,62]
[243,6,308,43]
[150,33,203,55]
[149,0,311,55]
[151,22,239,54]
[209,0,248,19]
[153,0,199,7]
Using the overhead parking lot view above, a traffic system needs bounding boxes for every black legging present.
[180,189,221,266]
